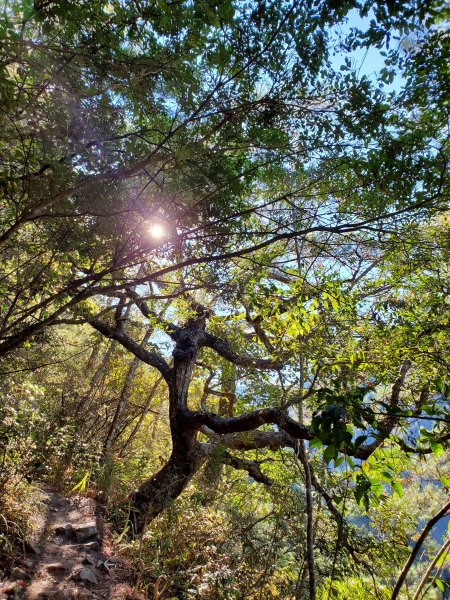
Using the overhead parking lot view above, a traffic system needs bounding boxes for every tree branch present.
[355,360,412,458]
[190,407,312,438]
[202,332,284,370]
[89,319,171,380]
[223,453,273,485]
[391,499,450,600]
[200,428,296,451]
[200,442,272,485]
[124,288,180,337]
[245,308,275,354]
[396,432,450,454]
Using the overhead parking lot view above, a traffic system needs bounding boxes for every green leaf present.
[309,438,323,449]
[362,461,370,475]
[380,471,392,483]
[431,442,444,458]
[436,550,448,568]
[391,481,403,497]
[70,471,90,494]
[323,444,336,464]
[436,579,445,592]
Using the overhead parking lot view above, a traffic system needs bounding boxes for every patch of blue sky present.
[329,8,405,94]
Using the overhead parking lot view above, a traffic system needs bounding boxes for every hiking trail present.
[0,488,144,599]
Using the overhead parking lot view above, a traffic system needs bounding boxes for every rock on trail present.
[0,489,143,600]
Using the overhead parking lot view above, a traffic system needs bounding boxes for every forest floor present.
[0,487,144,600]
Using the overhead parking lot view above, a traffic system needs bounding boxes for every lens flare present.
[149,223,165,239]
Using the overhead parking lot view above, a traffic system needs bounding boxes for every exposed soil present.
[0,488,144,600]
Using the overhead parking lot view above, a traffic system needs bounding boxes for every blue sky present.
[330,8,404,93]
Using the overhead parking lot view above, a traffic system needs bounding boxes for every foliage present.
[0,0,449,598]
[0,479,41,571]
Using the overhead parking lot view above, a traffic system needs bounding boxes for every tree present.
[0,0,447,356]
[1,2,449,595]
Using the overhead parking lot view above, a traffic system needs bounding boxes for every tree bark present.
[130,441,206,533]
[130,319,207,533]
[297,440,316,600]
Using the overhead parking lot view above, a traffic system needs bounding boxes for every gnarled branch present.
[190,407,312,439]
[200,442,272,485]
[203,332,284,370]
[201,428,296,451]
[223,453,273,485]
[90,318,171,380]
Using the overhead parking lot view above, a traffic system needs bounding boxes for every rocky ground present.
[0,489,144,599]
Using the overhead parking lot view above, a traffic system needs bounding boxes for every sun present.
[148,223,165,239]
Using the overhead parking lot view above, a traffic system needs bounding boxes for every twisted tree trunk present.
[130,319,207,533]
[90,300,401,537]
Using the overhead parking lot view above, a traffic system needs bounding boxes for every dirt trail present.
[0,488,142,600]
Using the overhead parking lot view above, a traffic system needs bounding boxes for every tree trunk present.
[130,442,205,533]
[297,441,316,600]
[130,321,206,534]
